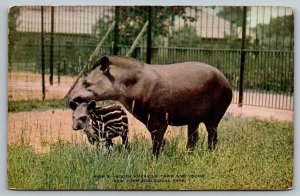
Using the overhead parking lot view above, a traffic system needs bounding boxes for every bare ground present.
[227,103,293,122]
[8,72,76,100]
[8,108,188,153]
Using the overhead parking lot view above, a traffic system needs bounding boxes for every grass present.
[8,99,68,112]
[8,99,117,112]
[7,116,293,190]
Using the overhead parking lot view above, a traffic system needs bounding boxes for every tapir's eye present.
[80,116,88,122]
[83,80,92,88]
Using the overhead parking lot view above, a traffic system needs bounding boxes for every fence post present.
[57,61,60,84]
[113,6,119,55]
[57,43,61,84]
[63,58,66,75]
[146,6,152,64]
[238,6,247,107]
[41,6,46,100]
[50,6,54,85]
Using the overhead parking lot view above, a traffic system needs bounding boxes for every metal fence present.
[8,6,294,110]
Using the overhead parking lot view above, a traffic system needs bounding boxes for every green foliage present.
[267,15,294,37]
[244,51,294,93]
[93,6,196,46]
[252,14,294,50]
[169,27,202,48]
[8,6,21,69]
[217,6,245,27]
[8,33,102,75]
[150,48,293,93]
[8,99,68,112]
[217,6,247,48]
[8,7,20,31]
[8,116,293,190]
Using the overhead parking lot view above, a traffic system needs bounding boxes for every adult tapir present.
[68,56,232,156]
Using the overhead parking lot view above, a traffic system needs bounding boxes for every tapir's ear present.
[87,100,96,111]
[69,100,78,110]
[92,56,109,72]
[99,56,110,73]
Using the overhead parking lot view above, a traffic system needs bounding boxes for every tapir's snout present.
[68,83,96,104]
[72,124,83,131]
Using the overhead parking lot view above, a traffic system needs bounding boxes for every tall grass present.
[8,116,293,190]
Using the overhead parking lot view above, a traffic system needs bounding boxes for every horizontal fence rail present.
[8,6,294,110]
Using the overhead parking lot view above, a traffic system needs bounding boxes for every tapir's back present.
[150,62,230,89]
[148,62,232,125]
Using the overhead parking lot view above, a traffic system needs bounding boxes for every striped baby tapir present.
[69,100,128,148]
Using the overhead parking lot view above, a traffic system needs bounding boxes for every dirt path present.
[8,108,186,153]
[8,72,76,100]
[227,103,293,122]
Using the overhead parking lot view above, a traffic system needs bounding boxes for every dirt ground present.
[7,108,186,153]
[8,72,77,100]
[7,71,294,153]
[227,103,293,122]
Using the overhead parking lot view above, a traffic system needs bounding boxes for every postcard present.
[7,6,294,190]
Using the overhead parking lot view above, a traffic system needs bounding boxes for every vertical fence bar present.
[50,6,54,85]
[58,61,61,84]
[41,6,46,100]
[113,6,119,55]
[146,6,152,64]
[238,6,247,107]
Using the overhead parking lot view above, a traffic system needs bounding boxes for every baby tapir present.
[70,100,128,148]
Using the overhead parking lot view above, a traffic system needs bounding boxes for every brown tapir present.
[68,56,232,156]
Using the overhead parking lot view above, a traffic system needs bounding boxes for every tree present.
[93,6,196,46]
[169,26,201,48]
[217,7,244,27]
[252,14,294,50]
[8,6,20,68]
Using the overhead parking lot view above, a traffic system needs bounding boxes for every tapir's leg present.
[187,123,200,151]
[121,130,129,147]
[150,128,167,156]
[87,135,94,145]
[105,139,113,149]
[121,135,128,145]
[148,120,167,157]
[206,125,218,150]
[86,133,98,145]
[120,125,129,149]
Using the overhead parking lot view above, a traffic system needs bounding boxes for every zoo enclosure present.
[8,6,294,110]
